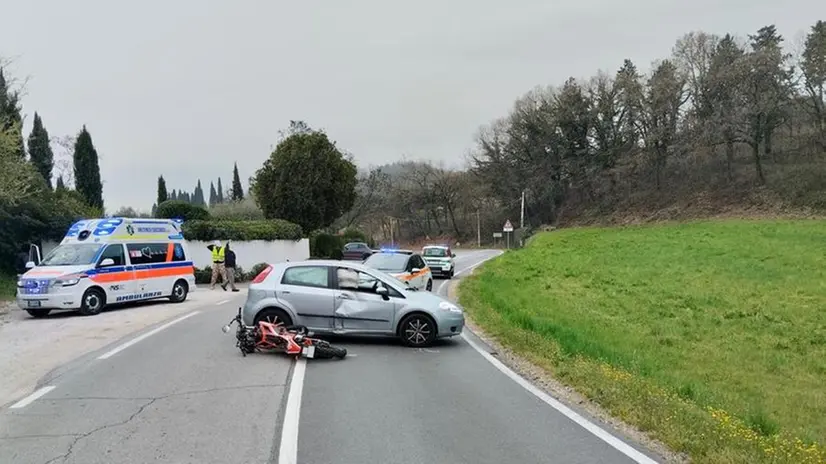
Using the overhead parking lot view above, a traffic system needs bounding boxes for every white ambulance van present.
[16,217,196,317]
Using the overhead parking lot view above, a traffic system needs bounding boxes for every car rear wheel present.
[254,308,293,327]
[399,313,437,347]
[26,308,51,318]
[169,279,189,303]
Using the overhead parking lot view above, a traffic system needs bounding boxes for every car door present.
[95,244,135,302]
[277,265,335,329]
[332,267,397,332]
[412,255,427,289]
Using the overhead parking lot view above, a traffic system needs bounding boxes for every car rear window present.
[364,253,408,272]
[423,247,448,257]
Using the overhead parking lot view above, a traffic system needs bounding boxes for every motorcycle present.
[222,307,347,360]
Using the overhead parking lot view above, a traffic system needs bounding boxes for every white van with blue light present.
[16,217,196,318]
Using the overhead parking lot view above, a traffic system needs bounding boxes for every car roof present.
[422,245,449,249]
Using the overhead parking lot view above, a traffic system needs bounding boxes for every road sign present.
[493,232,502,238]
[503,220,513,232]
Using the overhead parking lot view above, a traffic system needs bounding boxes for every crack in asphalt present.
[2,383,285,464]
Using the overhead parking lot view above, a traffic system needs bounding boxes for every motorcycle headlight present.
[438,301,462,313]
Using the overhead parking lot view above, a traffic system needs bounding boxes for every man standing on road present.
[207,240,228,290]
[222,243,239,292]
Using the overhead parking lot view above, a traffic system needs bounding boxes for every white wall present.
[40,239,311,270]
[187,240,310,269]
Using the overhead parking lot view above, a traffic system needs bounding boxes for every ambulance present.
[16,217,196,318]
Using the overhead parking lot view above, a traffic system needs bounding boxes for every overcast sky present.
[0,0,820,212]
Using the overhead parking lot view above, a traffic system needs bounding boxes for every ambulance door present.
[95,243,135,302]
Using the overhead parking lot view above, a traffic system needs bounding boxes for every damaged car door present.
[333,267,398,332]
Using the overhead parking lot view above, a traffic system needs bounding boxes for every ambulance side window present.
[127,243,169,265]
[98,244,125,267]
[172,243,186,262]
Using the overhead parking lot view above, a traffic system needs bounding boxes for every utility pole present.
[520,190,525,229]
[476,209,481,247]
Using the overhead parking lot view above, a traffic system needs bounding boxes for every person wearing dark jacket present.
[223,244,239,292]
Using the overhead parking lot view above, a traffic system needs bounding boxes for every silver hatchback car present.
[241,260,465,347]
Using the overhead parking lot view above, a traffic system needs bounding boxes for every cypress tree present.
[72,125,104,209]
[157,175,168,205]
[231,162,244,201]
[193,180,205,206]
[0,68,25,160]
[216,177,225,203]
[209,181,217,206]
[27,113,54,188]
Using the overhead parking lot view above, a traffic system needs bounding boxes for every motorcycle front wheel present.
[313,340,347,359]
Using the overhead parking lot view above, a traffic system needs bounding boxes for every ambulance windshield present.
[40,243,103,266]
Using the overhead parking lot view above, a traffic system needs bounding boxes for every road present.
[0,250,662,464]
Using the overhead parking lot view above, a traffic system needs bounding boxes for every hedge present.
[193,262,271,284]
[156,200,211,221]
[182,219,303,241]
[309,232,344,259]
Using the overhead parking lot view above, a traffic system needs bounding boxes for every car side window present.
[281,266,330,289]
[98,244,125,267]
[413,255,425,269]
[172,243,186,262]
[127,243,168,265]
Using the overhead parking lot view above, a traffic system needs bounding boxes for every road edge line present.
[9,385,56,409]
[97,311,200,360]
[278,357,307,464]
[461,333,658,463]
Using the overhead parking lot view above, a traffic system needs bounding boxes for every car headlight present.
[16,280,24,288]
[54,273,85,287]
[439,301,462,313]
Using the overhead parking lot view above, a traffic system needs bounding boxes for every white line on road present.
[10,386,56,409]
[278,358,307,464]
[97,311,201,360]
[452,251,658,463]
[462,333,658,463]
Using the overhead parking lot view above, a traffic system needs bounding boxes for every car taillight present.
[251,265,273,283]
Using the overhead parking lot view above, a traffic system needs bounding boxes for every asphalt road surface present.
[0,250,663,464]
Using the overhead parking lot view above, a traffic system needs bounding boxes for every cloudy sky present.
[0,0,819,211]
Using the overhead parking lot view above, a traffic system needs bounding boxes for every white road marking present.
[278,358,307,464]
[452,251,658,463]
[462,333,658,463]
[97,311,200,360]
[10,386,56,409]
[216,299,230,305]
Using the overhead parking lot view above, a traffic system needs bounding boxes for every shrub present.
[310,232,343,259]
[156,200,210,221]
[193,262,270,285]
[182,219,302,241]
[209,198,265,221]
[248,262,270,279]
[341,227,372,246]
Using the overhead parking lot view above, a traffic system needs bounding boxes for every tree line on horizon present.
[152,161,246,214]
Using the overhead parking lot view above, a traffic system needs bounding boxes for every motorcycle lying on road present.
[222,307,347,360]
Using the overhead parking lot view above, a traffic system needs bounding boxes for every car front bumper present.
[16,291,80,311]
[435,312,464,337]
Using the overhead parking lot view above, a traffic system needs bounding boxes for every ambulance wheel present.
[79,288,105,316]
[169,280,189,303]
[26,309,51,318]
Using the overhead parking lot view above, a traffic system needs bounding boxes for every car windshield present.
[423,247,448,257]
[39,243,102,266]
[363,253,408,272]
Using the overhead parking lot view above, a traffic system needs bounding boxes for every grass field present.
[459,220,826,464]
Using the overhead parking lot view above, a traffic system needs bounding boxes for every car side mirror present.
[25,261,36,269]
[98,258,115,267]
[451,253,456,258]
[411,267,421,274]
[375,285,389,300]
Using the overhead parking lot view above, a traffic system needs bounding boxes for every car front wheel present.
[399,313,437,347]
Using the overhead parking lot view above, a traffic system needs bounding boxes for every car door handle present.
[280,290,290,295]
[336,294,352,300]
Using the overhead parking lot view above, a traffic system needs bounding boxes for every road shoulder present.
[447,280,686,464]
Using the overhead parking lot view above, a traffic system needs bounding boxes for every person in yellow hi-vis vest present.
[207,240,228,290]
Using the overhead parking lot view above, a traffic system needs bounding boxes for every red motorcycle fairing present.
[257,321,303,355]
